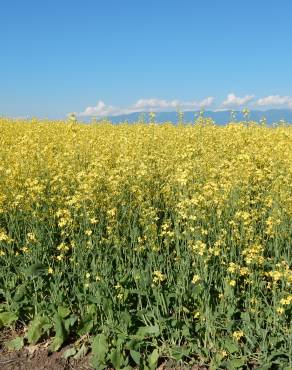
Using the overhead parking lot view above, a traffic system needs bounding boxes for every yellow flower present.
[27,232,37,242]
[191,274,201,284]
[152,270,166,284]
[239,267,249,276]
[0,230,9,241]
[280,295,292,305]
[193,311,200,319]
[228,280,236,287]
[227,262,237,273]
[48,267,53,274]
[276,307,284,314]
[232,330,244,341]
[220,350,228,358]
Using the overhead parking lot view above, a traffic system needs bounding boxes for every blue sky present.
[1,0,292,118]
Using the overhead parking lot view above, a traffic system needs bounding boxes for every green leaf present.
[130,349,141,365]
[57,306,70,319]
[77,316,94,336]
[256,365,273,370]
[125,338,141,351]
[63,347,77,359]
[73,343,88,359]
[86,304,97,316]
[14,284,27,302]
[227,357,246,369]
[119,311,131,328]
[49,314,67,352]
[0,312,18,327]
[6,336,24,351]
[110,348,124,369]
[170,346,189,361]
[64,314,77,331]
[26,262,46,276]
[136,325,160,338]
[224,339,239,354]
[91,333,108,366]
[148,348,159,370]
[26,316,52,345]
[181,325,190,337]
[240,311,250,322]
[268,335,282,347]
[267,351,289,362]
[192,284,203,296]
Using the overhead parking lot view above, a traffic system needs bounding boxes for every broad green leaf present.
[6,336,24,351]
[57,306,70,319]
[148,348,159,370]
[110,348,124,369]
[49,314,67,352]
[0,312,18,327]
[119,311,131,327]
[64,314,78,331]
[227,357,246,369]
[181,325,190,337]
[136,325,160,338]
[130,349,141,365]
[91,333,108,365]
[224,339,239,354]
[170,346,190,361]
[86,304,97,316]
[77,316,94,336]
[240,311,250,322]
[256,365,273,370]
[267,350,290,362]
[26,262,46,276]
[14,284,27,302]
[63,347,77,359]
[26,316,52,345]
[125,338,141,351]
[73,343,88,359]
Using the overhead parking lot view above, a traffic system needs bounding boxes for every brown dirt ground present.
[0,329,206,370]
[0,349,206,370]
[0,344,92,370]
[0,328,92,370]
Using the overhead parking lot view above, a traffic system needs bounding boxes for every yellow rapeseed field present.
[0,117,291,368]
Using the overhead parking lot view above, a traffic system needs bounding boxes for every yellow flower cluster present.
[0,118,291,341]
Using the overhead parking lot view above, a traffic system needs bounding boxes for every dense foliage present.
[0,118,291,369]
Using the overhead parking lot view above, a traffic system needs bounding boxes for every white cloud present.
[133,98,180,110]
[78,97,214,117]
[222,93,255,107]
[79,101,121,117]
[197,96,214,108]
[133,97,214,111]
[256,95,292,108]
[77,94,292,118]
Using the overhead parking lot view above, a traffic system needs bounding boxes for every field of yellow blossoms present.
[0,117,291,369]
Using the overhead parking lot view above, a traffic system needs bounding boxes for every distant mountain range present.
[97,109,292,125]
